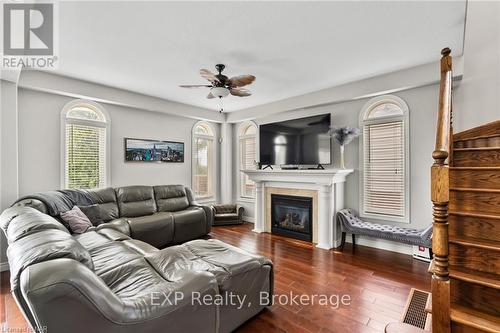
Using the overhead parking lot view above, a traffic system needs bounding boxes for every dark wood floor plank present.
[0,223,430,333]
[209,224,429,332]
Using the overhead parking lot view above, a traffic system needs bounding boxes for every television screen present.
[259,114,331,166]
[125,138,184,162]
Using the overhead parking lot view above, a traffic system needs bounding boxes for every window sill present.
[196,197,216,205]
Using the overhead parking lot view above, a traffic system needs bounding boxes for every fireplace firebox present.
[271,194,312,241]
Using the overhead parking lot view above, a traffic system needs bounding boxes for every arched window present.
[360,95,410,223]
[192,121,215,199]
[238,121,257,198]
[62,100,110,189]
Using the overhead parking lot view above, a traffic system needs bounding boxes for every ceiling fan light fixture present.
[210,87,230,98]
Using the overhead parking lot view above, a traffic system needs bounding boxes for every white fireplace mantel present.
[242,169,353,185]
[242,168,354,250]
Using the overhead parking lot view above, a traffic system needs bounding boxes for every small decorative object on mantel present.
[331,126,360,169]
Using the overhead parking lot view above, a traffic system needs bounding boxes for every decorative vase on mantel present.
[331,126,360,170]
[339,144,346,169]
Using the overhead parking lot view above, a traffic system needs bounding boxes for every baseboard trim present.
[0,261,9,272]
[346,235,412,255]
[242,215,255,223]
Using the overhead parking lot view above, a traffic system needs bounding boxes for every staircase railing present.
[431,47,453,333]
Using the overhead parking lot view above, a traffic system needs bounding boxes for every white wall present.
[17,88,221,196]
[454,1,500,132]
[0,80,19,269]
[233,84,439,254]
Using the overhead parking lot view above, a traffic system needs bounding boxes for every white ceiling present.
[55,1,466,112]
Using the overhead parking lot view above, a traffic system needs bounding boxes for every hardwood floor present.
[0,223,430,333]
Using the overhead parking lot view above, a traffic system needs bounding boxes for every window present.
[238,122,257,198]
[192,122,215,199]
[360,95,409,223]
[62,100,109,189]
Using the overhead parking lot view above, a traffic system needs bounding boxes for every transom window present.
[238,122,257,198]
[62,101,109,189]
[360,95,410,223]
[192,122,215,199]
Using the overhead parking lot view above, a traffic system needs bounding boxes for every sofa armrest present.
[198,205,214,234]
[96,218,131,236]
[184,187,213,234]
[12,198,48,214]
[184,187,198,206]
[20,258,219,333]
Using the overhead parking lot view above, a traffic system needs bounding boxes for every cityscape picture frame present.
[124,138,184,163]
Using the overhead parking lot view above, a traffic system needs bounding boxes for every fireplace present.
[271,194,312,241]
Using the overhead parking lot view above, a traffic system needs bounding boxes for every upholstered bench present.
[337,209,432,251]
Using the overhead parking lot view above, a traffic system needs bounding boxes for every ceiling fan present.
[180,64,255,112]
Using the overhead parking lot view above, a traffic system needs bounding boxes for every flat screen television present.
[259,113,331,166]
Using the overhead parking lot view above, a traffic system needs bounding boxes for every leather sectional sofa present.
[13,185,214,248]
[1,185,274,333]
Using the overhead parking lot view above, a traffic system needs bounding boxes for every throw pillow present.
[78,204,104,226]
[60,206,93,234]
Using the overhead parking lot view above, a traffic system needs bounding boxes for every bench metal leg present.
[340,232,346,251]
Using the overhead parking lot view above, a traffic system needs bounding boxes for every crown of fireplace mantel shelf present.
[241,168,354,185]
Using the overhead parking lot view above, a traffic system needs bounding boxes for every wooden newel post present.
[431,47,452,333]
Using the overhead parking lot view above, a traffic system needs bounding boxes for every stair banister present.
[431,47,453,333]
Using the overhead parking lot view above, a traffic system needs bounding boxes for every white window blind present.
[363,120,405,218]
[65,123,106,189]
[240,136,256,197]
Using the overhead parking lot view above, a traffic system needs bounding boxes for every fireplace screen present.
[271,194,312,241]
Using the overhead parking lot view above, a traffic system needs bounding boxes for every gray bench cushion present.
[337,209,432,247]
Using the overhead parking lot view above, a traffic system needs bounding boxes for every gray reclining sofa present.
[13,185,213,248]
[1,185,274,333]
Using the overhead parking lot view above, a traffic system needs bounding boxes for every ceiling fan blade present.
[207,92,215,99]
[179,84,212,88]
[200,69,220,84]
[228,75,255,88]
[230,88,251,97]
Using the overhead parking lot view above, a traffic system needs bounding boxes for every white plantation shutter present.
[238,122,257,198]
[240,136,256,197]
[360,96,409,223]
[66,123,106,189]
[63,103,108,189]
[363,121,405,217]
